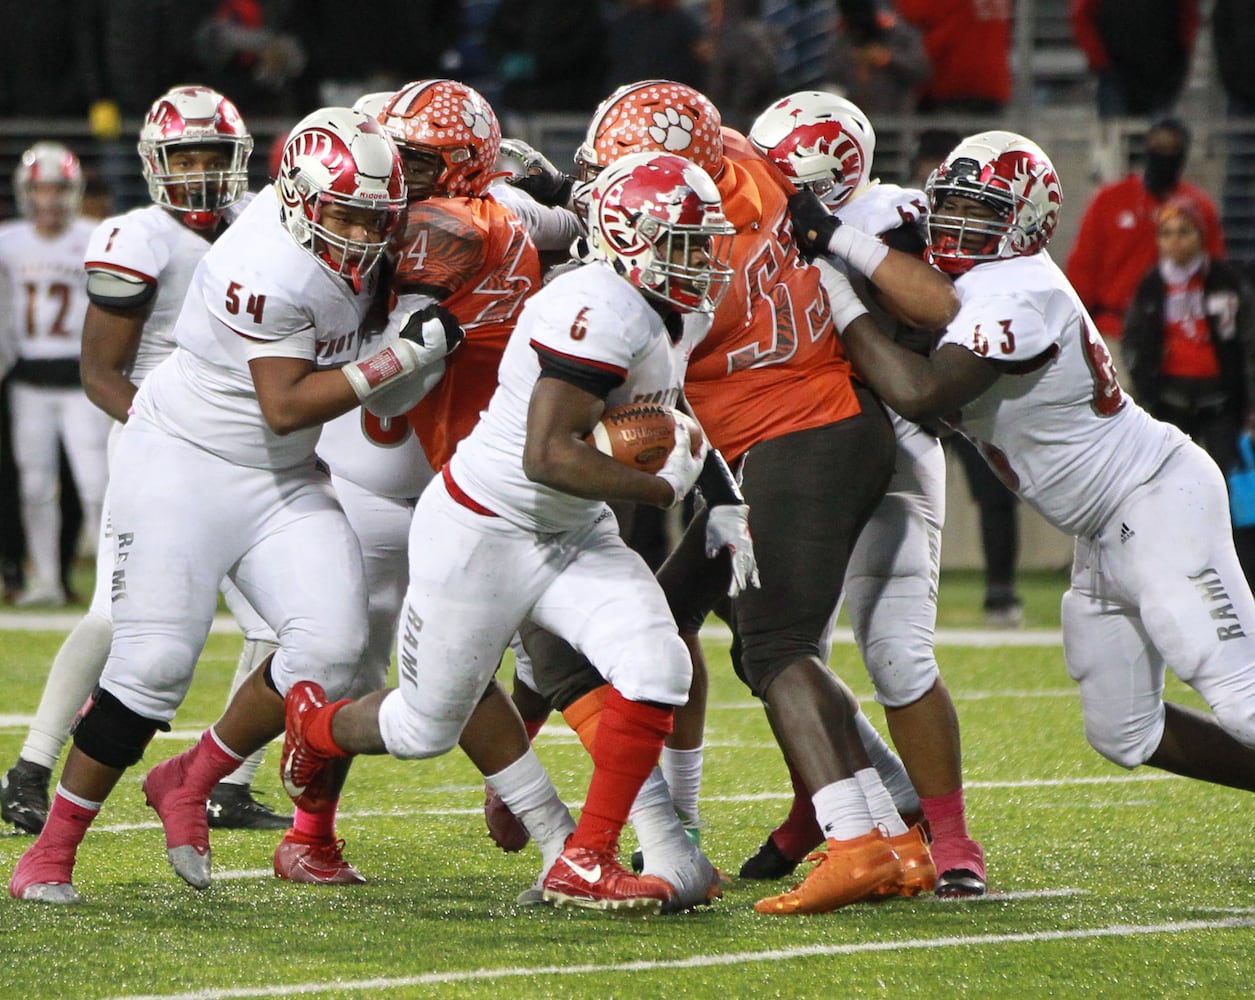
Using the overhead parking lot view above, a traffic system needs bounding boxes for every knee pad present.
[864,637,940,708]
[377,689,461,760]
[273,630,367,701]
[1213,700,1255,749]
[600,628,692,706]
[71,687,169,768]
[1083,707,1162,770]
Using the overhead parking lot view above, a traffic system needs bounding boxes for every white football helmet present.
[14,142,84,224]
[925,130,1062,275]
[585,151,734,314]
[748,91,875,208]
[275,107,406,286]
[138,84,253,230]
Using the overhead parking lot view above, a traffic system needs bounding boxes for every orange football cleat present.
[871,824,936,899]
[753,829,900,915]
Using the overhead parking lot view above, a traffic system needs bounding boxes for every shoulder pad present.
[86,269,156,309]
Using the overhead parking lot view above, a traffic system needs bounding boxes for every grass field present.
[1,570,1252,999]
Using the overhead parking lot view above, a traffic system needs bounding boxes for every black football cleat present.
[1,759,52,834]
[738,836,804,880]
[934,867,987,898]
[206,782,293,830]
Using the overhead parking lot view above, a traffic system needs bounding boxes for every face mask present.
[1144,149,1186,197]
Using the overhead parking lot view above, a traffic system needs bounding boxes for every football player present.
[9,107,459,904]
[743,90,987,896]
[263,81,577,886]
[0,88,296,837]
[279,151,737,913]
[823,131,1255,810]
[367,82,733,909]
[0,142,105,607]
[493,80,952,915]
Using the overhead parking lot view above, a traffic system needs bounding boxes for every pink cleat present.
[143,751,212,890]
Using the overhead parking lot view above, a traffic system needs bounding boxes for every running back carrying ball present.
[586,403,700,473]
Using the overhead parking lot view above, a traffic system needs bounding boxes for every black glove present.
[500,137,574,208]
[787,189,841,258]
[399,302,465,357]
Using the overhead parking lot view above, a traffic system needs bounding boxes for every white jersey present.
[83,199,250,385]
[134,186,385,469]
[0,217,94,361]
[451,262,706,533]
[939,251,1188,538]
[317,408,432,500]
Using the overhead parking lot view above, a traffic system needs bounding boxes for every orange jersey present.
[393,196,543,469]
[684,129,862,463]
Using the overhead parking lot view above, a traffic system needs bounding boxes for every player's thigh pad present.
[530,514,691,706]
[1063,540,1168,768]
[845,487,942,707]
[234,479,369,701]
[735,405,896,696]
[1100,444,1255,746]
[381,482,540,758]
[101,423,250,721]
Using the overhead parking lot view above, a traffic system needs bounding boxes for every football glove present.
[397,301,466,360]
[499,138,574,208]
[656,421,709,508]
[705,503,761,597]
[788,189,842,258]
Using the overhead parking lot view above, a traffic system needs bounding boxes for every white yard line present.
[41,772,1179,839]
[0,611,1065,647]
[103,915,1255,1000]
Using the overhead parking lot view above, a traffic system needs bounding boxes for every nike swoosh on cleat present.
[281,760,305,798]
[294,859,345,883]
[562,857,601,883]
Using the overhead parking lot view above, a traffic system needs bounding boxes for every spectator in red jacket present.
[1066,118,1224,343]
[895,0,1011,113]
[1071,0,1199,119]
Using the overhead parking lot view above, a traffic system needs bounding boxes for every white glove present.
[705,503,761,597]
[344,294,462,408]
[813,257,871,335]
[655,420,708,507]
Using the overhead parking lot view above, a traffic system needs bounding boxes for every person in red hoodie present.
[895,0,1011,113]
[1065,118,1224,345]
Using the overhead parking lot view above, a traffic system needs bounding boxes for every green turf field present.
[1,570,1251,999]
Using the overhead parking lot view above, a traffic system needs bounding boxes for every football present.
[586,403,698,474]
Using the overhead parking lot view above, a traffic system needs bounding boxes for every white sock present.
[486,748,575,874]
[812,777,875,842]
[659,745,703,829]
[55,783,103,812]
[855,767,908,836]
[22,612,113,769]
[855,710,921,816]
[219,638,278,787]
[629,768,691,866]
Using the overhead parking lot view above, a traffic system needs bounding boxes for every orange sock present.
[568,687,673,854]
[561,684,610,753]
